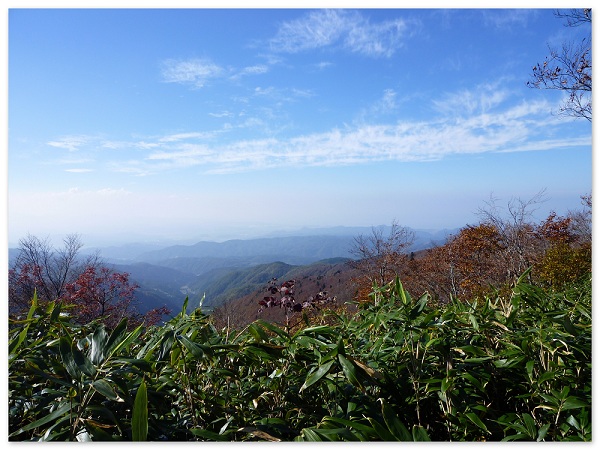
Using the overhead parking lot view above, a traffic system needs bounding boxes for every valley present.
[74,227,455,320]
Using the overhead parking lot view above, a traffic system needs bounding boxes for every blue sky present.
[6,5,593,246]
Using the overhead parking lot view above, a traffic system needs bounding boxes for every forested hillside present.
[9,270,591,441]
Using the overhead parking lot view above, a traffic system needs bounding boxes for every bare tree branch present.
[528,9,592,121]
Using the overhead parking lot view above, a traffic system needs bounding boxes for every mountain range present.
[9,226,458,319]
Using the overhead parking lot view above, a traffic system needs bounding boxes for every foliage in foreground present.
[9,270,591,441]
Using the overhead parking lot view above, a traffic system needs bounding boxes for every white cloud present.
[129,97,588,175]
[345,17,409,57]
[134,141,161,150]
[45,83,590,177]
[161,58,223,88]
[432,82,511,116]
[65,168,93,173]
[270,9,347,53]
[47,135,92,151]
[209,111,234,118]
[269,9,416,58]
[480,9,536,30]
[231,64,269,80]
[159,132,214,143]
[314,61,333,70]
[147,144,215,168]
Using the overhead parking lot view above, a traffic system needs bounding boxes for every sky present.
[5,3,594,247]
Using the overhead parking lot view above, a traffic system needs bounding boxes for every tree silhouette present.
[528,9,591,121]
[9,233,171,328]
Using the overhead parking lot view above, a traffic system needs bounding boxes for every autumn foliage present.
[352,194,591,306]
[9,234,171,328]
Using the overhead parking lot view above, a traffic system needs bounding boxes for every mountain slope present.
[188,261,296,309]
[209,258,359,328]
[136,235,356,264]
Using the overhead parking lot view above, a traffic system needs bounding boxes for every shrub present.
[9,272,591,441]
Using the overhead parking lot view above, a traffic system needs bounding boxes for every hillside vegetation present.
[9,271,591,441]
[8,194,592,441]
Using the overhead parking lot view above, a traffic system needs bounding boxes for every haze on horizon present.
[7,7,592,249]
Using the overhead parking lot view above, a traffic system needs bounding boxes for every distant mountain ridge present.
[135,235,357,266]
[9,226,459,320]
[76,226,458,264]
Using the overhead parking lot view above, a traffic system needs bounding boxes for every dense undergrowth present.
[9,269,591,441]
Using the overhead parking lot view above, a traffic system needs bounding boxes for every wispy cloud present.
[45,83,590,177]
[47,135,92,151]
[159,132,215,143]
[480,9,537,30]
[64,168,94,173]
[432,82,511,116]
[230,64,269,80]
[209,111,235,118]
[314,61,334,70]
[160,58,223,88]
[137,98,585,174]
[269,9,416,57]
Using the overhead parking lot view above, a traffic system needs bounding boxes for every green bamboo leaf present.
[463,356,493,363]
[91,379,121,401]
[562,317,579,335]
[107,321,144,359]
[412,425,431,441]
[177,333,209,358]
[248,323,269,342]
[254,319,290,339]
[338,354,364,391]
[309,427,357,441]
[565,414,580,430]
[37,414,73,441]
[190,428,228,441]
[300,360,334,392]
[90,325,109,365]
[465,412,490,435]
[83,421,119,441]
[381,399,411,441]
[502,433,530,441]
[293,325,335,339]
[537,423,551,441]
[105,318,128,353]
[469,314,480,331]
[113,358,153,373]
[540,393,560,406]
[526,360,535,380]
[9,291,39,357]
[9,402,73,436]
[300,428,323,441]
[157,330,175,361]
[320,344,339,364]
[457,344,486,356]
[132,379,148,441]
[59,337,81,379]
[561,397,589,410]
[462,372,484,392]
[538,371,555,383]
[441,377,452,393]
[521,413,536,438]
[71,343,97,377]
[395,278,409,305]
[321,416,377,436]
[49,300,62,322]
[366,417,396,441]
[180,296,189,318]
